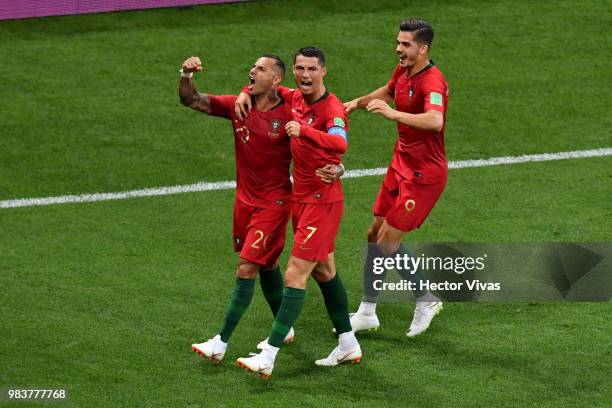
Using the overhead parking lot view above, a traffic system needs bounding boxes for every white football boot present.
[315,343,362,367]
[256,327,295,350]
[191,334,227,364]
[332,312,380,334]
[236,344,278,379]
[405,301,443,337]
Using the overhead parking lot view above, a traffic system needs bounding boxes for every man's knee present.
[236,260,259,279]
[284,269,306,288]
[312,264,335,283]
[375,224,404,256]
[376,241,399,256]
[283,257,313,288]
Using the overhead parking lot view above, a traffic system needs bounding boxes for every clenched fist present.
[182,56,203,73]
[285,121,301,137]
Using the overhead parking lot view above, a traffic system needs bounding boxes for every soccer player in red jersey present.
[236,47,362,378]
[343,19,449,337]
[179,54,341,363]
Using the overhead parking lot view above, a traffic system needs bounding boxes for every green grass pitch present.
[0,0,611,406]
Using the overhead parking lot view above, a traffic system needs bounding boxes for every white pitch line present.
[1,147,611,209]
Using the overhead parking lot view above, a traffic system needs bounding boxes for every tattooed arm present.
[178,56,211,114]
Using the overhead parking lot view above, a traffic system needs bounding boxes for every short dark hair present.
[399,18,434,47]
[261,54,285,78]
[293,46,326,66]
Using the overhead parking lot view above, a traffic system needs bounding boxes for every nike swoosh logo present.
[336,351,354,363]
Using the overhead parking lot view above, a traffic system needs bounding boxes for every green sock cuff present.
[259,267,282,293]
[317,273,340,290]
[284,287,306,299]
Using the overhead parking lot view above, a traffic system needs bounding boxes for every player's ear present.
[272,74,282,86]
[322,66,327,77]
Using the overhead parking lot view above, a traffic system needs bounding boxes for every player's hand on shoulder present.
[366,99,396,120]
[285,121,301,137]
[344,99,359,114]
[234,92,252,121]
[182,56,203,73]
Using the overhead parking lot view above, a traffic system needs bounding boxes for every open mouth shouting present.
[299,79,313,92]
[248,76,255,91]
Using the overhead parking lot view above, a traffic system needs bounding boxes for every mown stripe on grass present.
[1,147,611,209]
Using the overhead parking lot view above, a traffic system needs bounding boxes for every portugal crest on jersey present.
[268,119,282,139]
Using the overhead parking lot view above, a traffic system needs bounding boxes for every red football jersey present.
[288,89,348,203]
[387,63,449,183]
[209,95,292,209]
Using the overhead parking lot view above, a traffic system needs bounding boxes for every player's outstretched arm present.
[344,85,393,114]
[178,56,212,114]
[367,98,444,132]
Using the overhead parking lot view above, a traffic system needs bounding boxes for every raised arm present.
[178,56,211,114]
[344,85,393,114]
